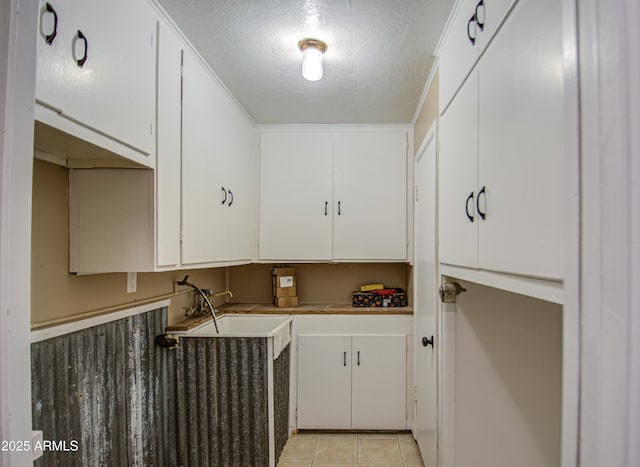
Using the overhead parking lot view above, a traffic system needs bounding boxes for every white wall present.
[578,0,640,466]
[0,0,38,464]
[451,282,562,467]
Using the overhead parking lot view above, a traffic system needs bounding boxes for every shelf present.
[440,264,564,304]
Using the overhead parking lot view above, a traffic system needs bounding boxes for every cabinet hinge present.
[413,386,417,402]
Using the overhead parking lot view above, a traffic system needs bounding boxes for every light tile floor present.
[278,432,425,467]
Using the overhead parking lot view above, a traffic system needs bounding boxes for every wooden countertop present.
[166,303,413,332]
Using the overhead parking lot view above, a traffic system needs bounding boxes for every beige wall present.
[31,159,226,327]
[229,262,409,305]
[413,71,439,152]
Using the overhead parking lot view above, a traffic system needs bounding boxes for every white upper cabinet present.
[35,0,156,167]
[259,132,334,261]
[333,132,407,260]
[155,17,183,269]
[439,73,479,269]
[439,0,516,113]
[259,129,409,262]
[36,0,69,112]
[438,0,565,281]
[476,0,564,279]
[181,49,255,266]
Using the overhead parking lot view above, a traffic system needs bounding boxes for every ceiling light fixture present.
[298,38,327,82]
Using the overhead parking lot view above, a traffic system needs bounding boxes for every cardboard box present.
[274,296,299,308]
[272,267,296,288]
[273,286,297,298]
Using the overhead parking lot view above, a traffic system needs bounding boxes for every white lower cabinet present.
[297,334,406,430]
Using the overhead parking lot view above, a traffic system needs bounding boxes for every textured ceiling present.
[156,0,455,124]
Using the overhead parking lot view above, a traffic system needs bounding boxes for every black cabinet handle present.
[324,201,328,216]
[467,15,477,45]
[477,186,486,220]
[76,30,88,67]
[422,336,434,348]
[475,0,485,31]
[357,350,360,366]
[338,201,341,216]
[465,192,475,223]
[221,187,227,205]
[343,351,346,367]
[228,190,233,207]
[44,3,58,45]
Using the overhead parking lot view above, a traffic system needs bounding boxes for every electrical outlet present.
[127,272,137,293]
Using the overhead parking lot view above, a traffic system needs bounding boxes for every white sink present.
[175,314,291,338]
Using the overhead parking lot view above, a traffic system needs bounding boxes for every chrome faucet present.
[176,275,220,333]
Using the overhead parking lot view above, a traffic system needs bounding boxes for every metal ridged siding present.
[32,309,291,466]
[31,307,176,467]
[273,344,290,463]
[174,337,273,467]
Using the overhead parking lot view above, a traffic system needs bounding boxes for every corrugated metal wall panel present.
[174,337,271,467]
[31,307,175,466]
[274,344,291,463]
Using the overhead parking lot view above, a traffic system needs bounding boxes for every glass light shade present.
[301,47,324,81]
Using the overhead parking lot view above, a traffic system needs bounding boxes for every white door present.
[351,335,406,430]
[333,132,407,260]
[414,126,438,466]
[439,71,479,269]
[259,132,333,261]
[297,334,351,429]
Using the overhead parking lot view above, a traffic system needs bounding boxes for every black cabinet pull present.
[228,190,233,207]
[467,15,477,45]
[338,201,341,216]
[477,186,486,220]
[475,0,485,31]
[76,30,88,67]
[465,192,475,223]
[343,351,346,367]
[324,201,328,216]
[221,187,227,205]
[422,336,434,348]
[44,3,58,45]
[357,350,360,366]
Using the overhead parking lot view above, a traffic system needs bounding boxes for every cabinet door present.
[477,0,564,279]
[438,0,480,113]
[35,0,70,112]
[475,0,518,51]
[155,19,182,268]
[439,72,479,268]
[333,132,407,260]
[182,51,236,265]
[259,132,333,261]
[69,169,154,273]
[62,0,155,155]
[218,104,255,262]
[351,335,407,430]
[297,335,352,429]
